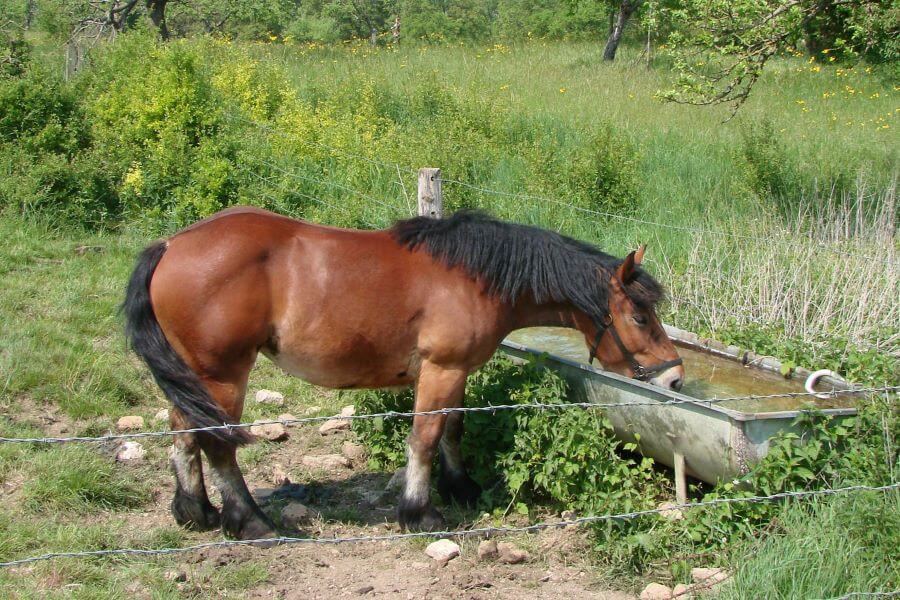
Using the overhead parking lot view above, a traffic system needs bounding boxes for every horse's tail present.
[122,241,252,446]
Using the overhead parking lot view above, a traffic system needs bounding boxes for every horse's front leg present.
[398,361,467,532]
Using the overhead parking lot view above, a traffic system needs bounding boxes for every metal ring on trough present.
[805,369,841,399]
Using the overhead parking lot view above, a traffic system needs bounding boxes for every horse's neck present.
[507,300,583,332]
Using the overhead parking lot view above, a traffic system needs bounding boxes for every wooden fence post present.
[417,168,442,218]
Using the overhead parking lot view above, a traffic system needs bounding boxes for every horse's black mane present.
[390,210,664,321]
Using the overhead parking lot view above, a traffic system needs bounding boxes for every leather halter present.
[587,315,684,382]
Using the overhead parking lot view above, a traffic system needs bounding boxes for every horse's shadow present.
[252,470,482,533]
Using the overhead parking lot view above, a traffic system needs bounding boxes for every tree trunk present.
[392,15,400,44]
[24,0,35,29]
[146,0,169,40]
[603,0,641,61]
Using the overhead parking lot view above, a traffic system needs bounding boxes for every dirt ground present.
[191,419,637,599]
[5,397,640,599]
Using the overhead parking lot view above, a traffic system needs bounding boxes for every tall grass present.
[721,492,900,599]
[663,181,898,354]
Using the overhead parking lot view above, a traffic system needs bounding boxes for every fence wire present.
[1,386,894,445]
[825,593,900,600]
[438,178,885,263]
[0,482,896,569]
[223,113,893,264]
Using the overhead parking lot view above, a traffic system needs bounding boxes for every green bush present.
[352,355,662,512]
[0,33,646,231]
[682,395,898,552]
[738,118,802,208]
[0,60,118,224]
[569,123,641,216]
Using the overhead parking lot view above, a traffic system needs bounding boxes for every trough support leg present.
[673,451,687,505]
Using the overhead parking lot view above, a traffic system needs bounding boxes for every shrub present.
[568,123,641,216]
[0,61,117,224]
[738,118,802,207]
[352,355,662,512]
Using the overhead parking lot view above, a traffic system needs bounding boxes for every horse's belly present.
[263,345,418,390]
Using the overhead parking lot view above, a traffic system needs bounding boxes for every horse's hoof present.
[438,473,482,508]
[222,509,278,541]
[172,494,221,531]
[398,505,446,532]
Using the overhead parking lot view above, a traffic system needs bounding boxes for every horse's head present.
[579,246,685,391]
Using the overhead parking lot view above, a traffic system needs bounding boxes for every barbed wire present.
[1,386,894,445]
[823,592,900,600]
[248,155,406,217]
[243,169,383,230]
[223,113,891,263]
[0,481,895,568]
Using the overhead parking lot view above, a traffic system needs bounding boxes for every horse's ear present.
[617,250,637,283]
[634,244,646,266]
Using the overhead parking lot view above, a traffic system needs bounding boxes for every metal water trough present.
[498,325,858,501]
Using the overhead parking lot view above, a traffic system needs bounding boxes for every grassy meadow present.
[0,35,898,597]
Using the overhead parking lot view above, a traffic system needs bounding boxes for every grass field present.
[0,36,898,598]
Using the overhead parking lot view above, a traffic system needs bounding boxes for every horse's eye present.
[632,314,648,326]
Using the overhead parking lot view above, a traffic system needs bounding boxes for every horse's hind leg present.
[198,377,277,540]
[437,411,482,507]
[169,410,219,530]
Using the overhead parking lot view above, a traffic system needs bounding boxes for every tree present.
[324,0,392,40]
[168,0,296,38]
[64,1,169,40]
[602,0,642,60]
[660,0,899,112]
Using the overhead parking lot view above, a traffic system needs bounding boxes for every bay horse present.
[123,207,684,539]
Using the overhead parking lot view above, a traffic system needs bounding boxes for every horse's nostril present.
[669,377,683,391]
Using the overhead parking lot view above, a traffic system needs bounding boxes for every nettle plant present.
[351,355,664,515]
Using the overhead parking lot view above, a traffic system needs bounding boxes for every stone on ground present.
[255,487,277,503]
[302,454,351,470]
[640,583,673,600]
[425,539,460,562]
[672,583,693,598]
[303,405,323,415]
[153,408,169,422]
[255,389,284,405]
[341,441,366,462]
[319,418,350,435]
[476,539,498,561]
[386,467,406,492]
[278,413,297,427]
[281,502,314,528]
[115,441,145,462]
[250,420,288,441]
[270,464,290,486]
[340,404,356,417]
[691,567,730,586]
[497,541,528,564]
[163,569,187,583]
[657,501,684,521]
[116,415,144,431]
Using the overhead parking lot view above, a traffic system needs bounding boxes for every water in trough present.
[504,327,857,413]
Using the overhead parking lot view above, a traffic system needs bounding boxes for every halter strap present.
[588,316,683,382]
